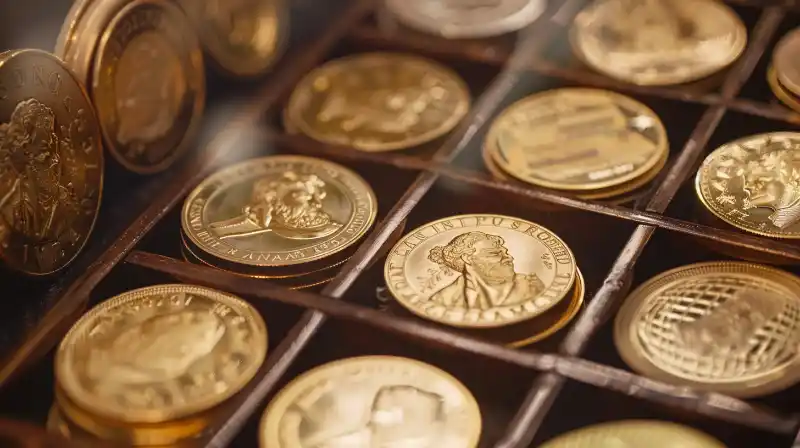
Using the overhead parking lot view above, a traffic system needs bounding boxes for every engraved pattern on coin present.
[385,215,576,328]
[57,284,267,423]
[571,0,747,85]
[260,356,481,448]
[540,420,727,448]
[0,50,103,274]
[286,53,470,152]
[696,133,800,238]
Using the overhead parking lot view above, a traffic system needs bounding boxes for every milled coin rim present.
[0,49,105,276]
[485,88,669,191]
[613,261,800,398]
[285,52,471,152]
[259,355,482,448]
[569,0,748,86]
[539,419,727,447]
[55,284,268,423]
[384,213,577,329]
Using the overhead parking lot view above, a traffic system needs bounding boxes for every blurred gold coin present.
[772,27,800,97]
[385,214,577,328]
[615,262,800,397]
[570,0,746,86]
[260,356,481,448]
[767,65,800,113]
[540,420,726,447]
[285,52,470,151]
[56,284,267,423]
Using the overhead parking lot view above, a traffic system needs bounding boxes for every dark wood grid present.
[3,0,800,446]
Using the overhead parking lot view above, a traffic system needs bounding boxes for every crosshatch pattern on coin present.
[5,0,800,447]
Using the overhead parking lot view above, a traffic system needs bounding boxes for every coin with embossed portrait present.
[0,49,104,275]
[182,155,377,268]
[285,53,470,152]
[385,214,577,328]
[570,0,747,86]
[384,0,547,39]
[56,284,267,423]
[260,356,481,448]
[615,262,800,397]
[540,420,726,448]
[695,132,800,239]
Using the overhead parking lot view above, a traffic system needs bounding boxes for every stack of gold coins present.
[540,420,727,447]
[484,88,669,202]
[258,356,482,448]
[570,0,747,87]
[615,262,800,398]
[283,52,471,152]
[768,28,800,112]
[180,155,380,289]
[50,284,268,446]
[384,214,584,347]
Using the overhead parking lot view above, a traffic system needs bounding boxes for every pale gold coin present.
[55,284,268,423]
[385,214,577,328]
[614,262,800,398]
[767,65,800,115]
[486,88,668,191]
[570,0,747,86]
[540,420,726,448]
[285,52,470,152]
[259,356,481,448]
[695,132,800,239]
[773,27,800,97]
[182,155,377,268]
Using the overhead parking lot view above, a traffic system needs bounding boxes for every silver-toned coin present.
[385,0,547,39]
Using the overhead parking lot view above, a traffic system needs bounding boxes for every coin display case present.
[2,0,800,447]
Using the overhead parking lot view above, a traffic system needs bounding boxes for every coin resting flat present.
[56,284,268,423]
[540,420,726,448]
[260,356,481,448]
[385,214,577,328]
[0,49,104,275]
[614,262,800,397]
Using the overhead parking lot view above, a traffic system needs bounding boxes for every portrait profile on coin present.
[209,171,342,241]
[741,144,800,229]
[426,231,545,310]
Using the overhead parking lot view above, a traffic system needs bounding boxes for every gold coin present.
[570,0,747,86]
[0,49,104,275]
[285,52,470,152]
[485,88,668,191]
[385,214,577,328]
[54,0,95,58]
[767,65,800,114]
[182,155,377,268]
[56,284,268,423]
[773,27,800,97]
[178,0,288,77]
[259,355,481,448]
[540,420,726,448]
[614,261,800,398]
[91,0,206,173]
[695,132,800,239]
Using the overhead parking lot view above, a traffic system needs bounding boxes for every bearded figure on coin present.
[427,231,545,309]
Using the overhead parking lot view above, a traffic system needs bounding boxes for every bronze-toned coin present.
[56,284,268,423]
[540,420,726,448]
[696,132,800,239]
[615,262,800,398]
[260,356,481,448]
[570,0,747,86]
[182,155,377,268]
[178,0,288,77]
[772,27,800,97]
[385,214,577,328]
[0,49,104,275]
[54,0,95,58]
[285,53,470,152]
[91,0,205,173]
[486,88,669,191]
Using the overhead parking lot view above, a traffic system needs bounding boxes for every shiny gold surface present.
[772,27,800,96]
[385,214,577,328]
[259,356,481,448]
[178,0,287,77]
[540,420,727,448]
[485,88,668,191]
[54,0,95,58]
[92,0,205,173]
[285,52,470,152]
[570,0,747,86]
[0,49,104,275]
[56,284,268,423]
[182,155,377,267]
[614,262,800,398]
[696,132,800,239]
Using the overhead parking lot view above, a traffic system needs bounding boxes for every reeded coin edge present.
[539,420,726,448]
